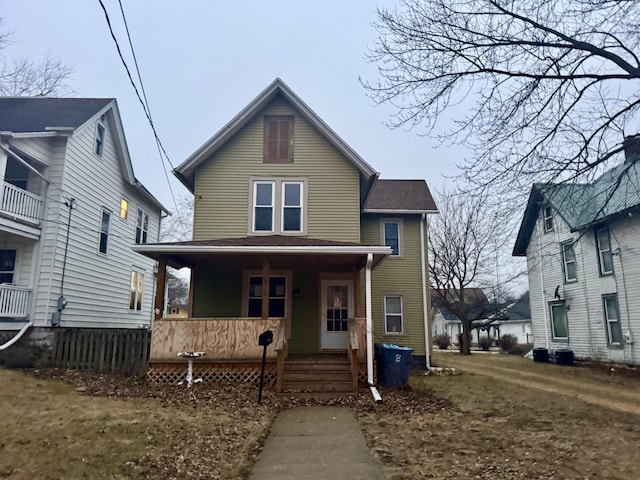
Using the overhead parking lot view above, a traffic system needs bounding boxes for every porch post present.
[154,256,167,320]
[261,256,270,319]
[365,253,374,385]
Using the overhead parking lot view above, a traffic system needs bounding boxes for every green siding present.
[192,265,243,317]
[288,267,320,354]
[359,214,428,356]
[193,96,361,242]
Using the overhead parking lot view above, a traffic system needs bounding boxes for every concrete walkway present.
[250,406,386,480]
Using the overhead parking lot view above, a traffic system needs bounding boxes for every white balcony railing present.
[1,182,44,225]
[0,284,32,318]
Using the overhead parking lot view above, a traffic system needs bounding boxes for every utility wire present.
[97,0,187,231]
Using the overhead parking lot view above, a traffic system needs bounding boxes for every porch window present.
[603,294,622,346]
[99,209,111,254]
[253,182,275,232]
[561,241,577,282]
[247,276,286,317]
[95,122,106,157]
[384,295,404,334]
[0,250,16,283]
[549,301,568,340]
[5,158,29,190]
[596,227,614,275]
[135,208,149,244]
[129,270,144,311]
[264,115,293,163]
[383,221,400,256]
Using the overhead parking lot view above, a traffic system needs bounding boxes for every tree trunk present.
[460,325,472,355]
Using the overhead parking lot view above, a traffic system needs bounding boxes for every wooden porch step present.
[284,362,351,373]
[280,381,355,394]
[279,356,356,395]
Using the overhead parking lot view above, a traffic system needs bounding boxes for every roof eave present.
[363,208,439,214]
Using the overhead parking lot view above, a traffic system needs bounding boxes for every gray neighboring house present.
[0,97,167,352]
[513,135,640,365]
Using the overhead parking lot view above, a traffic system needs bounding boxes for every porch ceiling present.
[133,236,391,270]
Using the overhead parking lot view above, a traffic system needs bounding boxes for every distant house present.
[513,135,640,365]
[431,288,490,344]
[0,98,167,362]
[486,293,532,345]
[135,78,438,393]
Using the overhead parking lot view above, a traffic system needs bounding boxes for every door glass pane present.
[326,285,349,332]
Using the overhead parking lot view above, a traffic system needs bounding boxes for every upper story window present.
[543,205,554,232]
[561,241,577,282]
[264,115,293,163]
[120,198,129,220]
[250,178,305,235]
[0,250,16,283]
[135,208,149,244]
[95,123,106,157]
[596,227,614,275]
[99,209,111,254]
[382,221,401,256]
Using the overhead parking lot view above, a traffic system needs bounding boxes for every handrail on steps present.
[275,318,287,393]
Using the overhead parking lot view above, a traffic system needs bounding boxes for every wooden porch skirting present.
[147,359,278,385]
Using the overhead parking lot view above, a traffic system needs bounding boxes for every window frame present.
[120,198,129,220]
[135,208,149,244]
[241,269,292,320]
[543,205,554,232]
[98,208,111,255]
[94,122,106,157]
[381,220,402,257]
[602,294,623,346]
[561,241,578,283]
[595,227,614,276]
[263,115,294,164]
[383,294,404,335]
[129,269,145,312]
[549,301,569,341]
[249,178,307,235]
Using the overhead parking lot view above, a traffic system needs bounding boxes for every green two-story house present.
[135,79,437,393]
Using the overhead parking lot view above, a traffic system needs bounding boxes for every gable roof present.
[0,97,113,133]
[513,156,640,256]
[430,288,490,321]
[0,96,168,214]
[363,179,438,213]
[173,78,379,192]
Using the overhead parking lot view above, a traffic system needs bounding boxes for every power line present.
[97,0,188,232]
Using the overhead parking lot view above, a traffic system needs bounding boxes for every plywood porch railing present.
[274,318,288,393]
[150,317,282,361]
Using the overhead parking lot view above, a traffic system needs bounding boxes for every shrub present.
[433,334,451,349]
[499,334,518,353]
[508,344,532,356]
[478,335,492,351]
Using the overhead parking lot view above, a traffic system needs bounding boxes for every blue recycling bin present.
[374,343,414,388]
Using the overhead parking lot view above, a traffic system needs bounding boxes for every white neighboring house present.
[485,293,532,345]
[0,97,167,347]
[431,288,490,345]
[513,135,640,365]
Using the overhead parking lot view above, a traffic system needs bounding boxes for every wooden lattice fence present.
[53,328,151,376]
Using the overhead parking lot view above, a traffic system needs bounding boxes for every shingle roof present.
[363,179,438,213]
[513,156,640,256]
[0,97,112,133]
[152,235,374,248]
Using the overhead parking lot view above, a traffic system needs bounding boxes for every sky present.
[1,0,465,211]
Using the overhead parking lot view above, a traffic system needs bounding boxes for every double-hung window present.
[383,221,400,256]
[561,241,577,282]
[135,208,149,244]
[596,227,614,275]
[120,198,129,220]
[95,123,105,157]
[251,179,305,234]
[384,295,404,334]
[99,209,111,254]
[603,294,622,346]
[129,270,144,311]
[549,301,568,341]
[543,205,554,232]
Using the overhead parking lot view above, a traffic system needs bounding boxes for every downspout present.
[365,252,381,402]
[420,213,432,368]
[536,220,551,350]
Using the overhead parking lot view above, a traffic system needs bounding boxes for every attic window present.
[95,123,106,157]
[264,115,293,163]
[543,205,554,232]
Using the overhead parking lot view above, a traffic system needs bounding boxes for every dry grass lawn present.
[1,352,639,479]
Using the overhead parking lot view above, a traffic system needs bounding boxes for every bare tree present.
[167,276,189,307]
[160,194,193,242]
[429,190,521,354]
[0,18,73,96]
[365,0,640,201]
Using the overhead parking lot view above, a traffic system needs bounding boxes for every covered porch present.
[134,237,390,393]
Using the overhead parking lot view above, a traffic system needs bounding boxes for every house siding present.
[526,206,640,364]
[192,97,361,242]
[32,113,160,329]
[359,214,427,356]
[9,137,55,164]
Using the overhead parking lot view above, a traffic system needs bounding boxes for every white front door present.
[320,279,353,350]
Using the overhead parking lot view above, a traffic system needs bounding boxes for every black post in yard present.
[257,330,273,405]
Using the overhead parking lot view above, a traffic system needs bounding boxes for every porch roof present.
[133,236,392,269]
